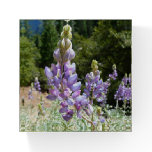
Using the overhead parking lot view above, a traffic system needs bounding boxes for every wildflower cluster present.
[34,77,41,92]
[114,73,131,102]
[44,21,119,125]
[42,21,131,131]
[84,61,118,106]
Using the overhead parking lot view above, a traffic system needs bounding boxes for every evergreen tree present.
[55,20,64,34]
[20,29,40,86]
[86,20,98,37]
[20,20,31,38]
[40,20,58,67]
[75,20,88,37]
[92,20,131,80]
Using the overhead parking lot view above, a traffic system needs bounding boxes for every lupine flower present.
[62,109,74,121]
[44,23,82,121]
[114,74,132,102]
[122,73,128,86]
[84,61,117,105]
[34,77,41,92]
[71,82,81,92]
[28,89,33,100]
[114,83,125,101]
[74,95,92,118]
[28,82,33,100]
[109,64,118,80]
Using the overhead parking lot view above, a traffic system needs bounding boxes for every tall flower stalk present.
[44,21,118,131]
[45,22,82,121]
[114,73,132,111]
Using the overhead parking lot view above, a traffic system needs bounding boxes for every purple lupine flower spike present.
[28,89,33,100]
[34,77,41,92]
[44,22,83,121]
[115,74,132,102]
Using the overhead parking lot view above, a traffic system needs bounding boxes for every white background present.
[0,0,152,152]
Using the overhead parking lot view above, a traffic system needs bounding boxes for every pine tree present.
[55,20,64,34]
[20,20,31,38]
[40,20,58,68]
[75,20,87,37]
[20,29,39,86]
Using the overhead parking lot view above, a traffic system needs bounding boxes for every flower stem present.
[82,115,95,131]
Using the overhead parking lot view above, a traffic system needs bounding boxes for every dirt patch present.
[20,87,51,108]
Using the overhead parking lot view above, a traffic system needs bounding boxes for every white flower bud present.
[61,39,65,48]
[65,38,72,50]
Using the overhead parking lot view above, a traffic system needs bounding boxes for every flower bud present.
[112,64,116,70]
[97,107,102,116]
[91,60,98,72]
[61,24,72,40]
[63,24,72,32]
[31,82,34,88]
[58,39,65,49]
[65,38,72,50]
[125,73,127,78]
[61,39,65,48]
[35,77,38,82]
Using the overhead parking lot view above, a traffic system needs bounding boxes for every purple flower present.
[93,121,97,126]
[54,76,61,86]
[49,88,59,97]
[51,63,58,76]
[53,48,61,62]
[59,101,68,113]
[28,89,33,100]
[63,88,72,97]
[34,77,41,92]
[114,75,132,101]
[62,109,74,121]
[71,82,81,92]
[84,69,112,105]
[100,118,105,123]
[64,49,75,62]
[72,90,81,98]
[45,67,53,79]
[64,61,76,73]
[68,74,77,86]
[124,87,131,101]
[47,94,57,100]
[122,74,128,86]
[109,70,118,80]
[66,98,74,106]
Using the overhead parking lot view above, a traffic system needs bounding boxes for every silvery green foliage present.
[20,101,131,132]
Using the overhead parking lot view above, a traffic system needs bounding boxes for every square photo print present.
[20,20,132,132]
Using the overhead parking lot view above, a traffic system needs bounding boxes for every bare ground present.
[19,87,51,108]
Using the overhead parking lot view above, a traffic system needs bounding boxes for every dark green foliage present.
[40,20,58,68]
[76,20,87,37]
[37,68,48,92]
[20,36,40,86]
[73,33,96,83]
[55,20,64,35]
[20,20,31,38]
[92,20,131,81]
[74,20,98,38]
